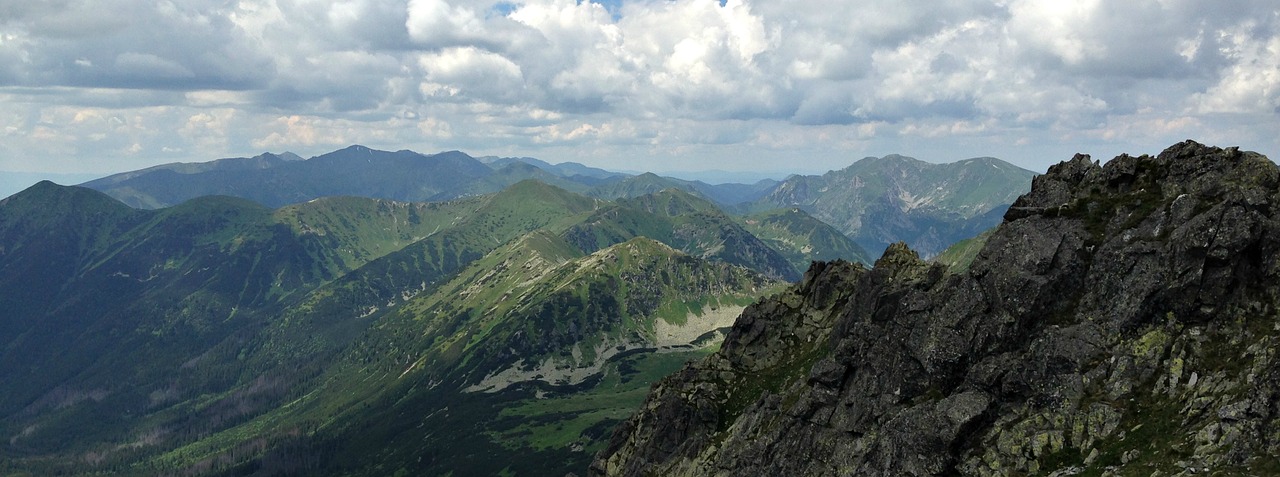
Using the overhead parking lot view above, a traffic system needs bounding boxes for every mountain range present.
[0,144,1040,475]
[76,145,1034,259]
[0,176,823,475]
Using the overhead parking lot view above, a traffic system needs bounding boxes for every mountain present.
[564,188,801,281]
[0,172,104,201]
[82,146,504,208]
[0,183,360,470]
[454,161,598,196]
[0,177,816,476]
[739,207,873,270]
[126,234,782,476]
[748,154,1036,258]
[479,155,625,181]
[593,141,1280,476]
[0,179,609,476]
[298,235,782,476]
[587,173,705,201]
[587,172,777,207]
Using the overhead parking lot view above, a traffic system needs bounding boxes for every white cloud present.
[0,0,1277,175]
[1192,22,1280,114]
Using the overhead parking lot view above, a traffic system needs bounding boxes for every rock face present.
[591,141,1280,476]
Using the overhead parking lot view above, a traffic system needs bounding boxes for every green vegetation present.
[0,179,802,476]
[489,350,712,454]
[933,227,993,272]
[739,207,873,269]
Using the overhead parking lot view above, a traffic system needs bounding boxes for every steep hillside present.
[272,195,487,272]
[564,189,800,281]
[739,207,873,269]
[0,184,350,473]
[594,141,1280,476]
[146,236,784,477]
[749,154,1035,257]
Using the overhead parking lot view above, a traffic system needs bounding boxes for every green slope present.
[739,207,873,269]
[164,236,784,476]
[564,189,800,281]
[0,181,599,476]
[0,178,815,476]
[932,226,993,272]
[273,195,486,272]
[0,185,356,475]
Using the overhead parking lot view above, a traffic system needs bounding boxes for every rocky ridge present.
[591,141,1280,476]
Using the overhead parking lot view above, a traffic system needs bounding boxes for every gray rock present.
[592,141,1280,476]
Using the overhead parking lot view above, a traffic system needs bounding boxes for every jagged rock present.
[591,141,1280,476]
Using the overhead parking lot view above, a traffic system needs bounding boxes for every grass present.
[488,350,711,453]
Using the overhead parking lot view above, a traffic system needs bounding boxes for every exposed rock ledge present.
[592,141,1280,476]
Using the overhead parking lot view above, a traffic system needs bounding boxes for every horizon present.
[1,1,1277,179]
[0,144,1028,200]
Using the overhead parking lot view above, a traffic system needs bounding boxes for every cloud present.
[0,0,1276,175]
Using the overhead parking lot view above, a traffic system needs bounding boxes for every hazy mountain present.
[748,154,1036,258]
[82,146,502,208]
[479,155,625,181]
[587,172,777,206]
[594,141,1280,476]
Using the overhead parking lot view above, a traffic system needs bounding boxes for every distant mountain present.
[80,146,540,208]
[453,161,597,196]
[3,146,1040,475]
[479,155,625,181]
[587,172,704,200]
[748,154,1036,257]
[587,172,777,206]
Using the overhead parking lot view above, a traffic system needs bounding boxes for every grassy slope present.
[149,236,783,476]
[0,179,817,476]
[739,207,873,268]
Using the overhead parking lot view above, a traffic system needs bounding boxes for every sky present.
[0,0,1277,179]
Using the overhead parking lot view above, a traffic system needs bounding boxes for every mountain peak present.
[2,180,130,213]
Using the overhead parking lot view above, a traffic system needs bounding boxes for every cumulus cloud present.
[0,0,1277,175]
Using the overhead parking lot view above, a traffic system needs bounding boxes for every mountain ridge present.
[748,153,1036,257]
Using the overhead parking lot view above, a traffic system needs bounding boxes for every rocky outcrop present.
[591,141,1280,476]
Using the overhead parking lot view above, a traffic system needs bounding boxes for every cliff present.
[591,141,1280,476]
